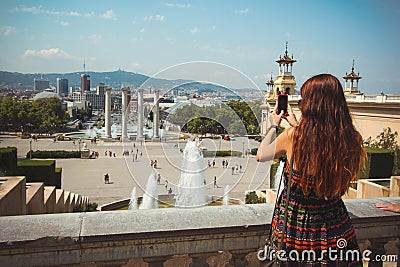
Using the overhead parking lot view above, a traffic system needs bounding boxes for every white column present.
[105,87,112,138]
[121,88,128,139]
[152,90,160,140]
[137,89,144,140]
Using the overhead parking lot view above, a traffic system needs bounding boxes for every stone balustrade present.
[0,197,399,267]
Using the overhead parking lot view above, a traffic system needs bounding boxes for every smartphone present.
[277,94,288,115]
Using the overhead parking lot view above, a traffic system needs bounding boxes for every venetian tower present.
[272,42,297,99]
[260,42,297,135]
[343,59,362,94]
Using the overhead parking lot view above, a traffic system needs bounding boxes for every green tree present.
[0,97,69,134]
[369,127,398,151]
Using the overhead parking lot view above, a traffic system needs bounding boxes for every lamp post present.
[242,141,245,158]
[78,138,81,152]
[29,138,32,160]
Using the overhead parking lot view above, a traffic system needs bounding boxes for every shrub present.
[202,150,242,157]
[74,202,98,212]
[245,191,265,204]
[361,147,395,179]
[27,150,81,159]
[0,147,17,175]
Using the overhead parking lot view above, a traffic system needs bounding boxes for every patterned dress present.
[271,160,363,267]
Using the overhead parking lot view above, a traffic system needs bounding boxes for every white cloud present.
[155,14,165,21]
[190,27,198,34]
[235,8,249,14]
[15,5,94,17]
[128,62,141,71]
[254,74,270,80]
[284,32,291,37]
[144,14,165,22]
[0,26,15,36]
[162,2,191,8]
[23,48,80,61]
[60,21,69,27]
[166,37,175,44]
[212,25,216,31]
[87,34,102,43]
[100,9,116,20]
[140,28,145,33]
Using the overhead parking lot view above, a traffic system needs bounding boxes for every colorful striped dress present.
[271,160,363,267]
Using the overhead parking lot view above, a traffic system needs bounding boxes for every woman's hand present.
[283,103,298,127]
[376,202,400,213]
[271,102,284,126]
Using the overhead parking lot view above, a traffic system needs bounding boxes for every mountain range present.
[0,70,253,95]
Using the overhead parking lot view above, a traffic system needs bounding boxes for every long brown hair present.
[293,74,366,198]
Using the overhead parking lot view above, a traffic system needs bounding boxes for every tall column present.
[137,89,144,140]
[121,88,128,139]
[152,90,160,141]
[105,87,112,139]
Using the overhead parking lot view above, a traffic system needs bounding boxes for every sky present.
[0,0,399,94]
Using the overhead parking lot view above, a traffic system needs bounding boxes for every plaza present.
[0,134,265,207]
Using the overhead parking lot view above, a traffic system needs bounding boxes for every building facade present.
[56,78,68,97]
[33,78,50,92]
[81,74,90,94]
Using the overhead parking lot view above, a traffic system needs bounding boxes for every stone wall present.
[0,197,398,267]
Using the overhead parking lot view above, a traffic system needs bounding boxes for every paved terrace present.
[0,135,267,206]
[0,197,399,266]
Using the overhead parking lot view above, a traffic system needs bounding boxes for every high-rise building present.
[33,78,50,92]
[56,78,68,97]
[81,74,90,94]
[96,83,106,95]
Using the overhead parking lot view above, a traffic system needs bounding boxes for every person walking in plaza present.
[213,176,217,188]
[256,74,365,266]
[157,174,161,185]
[165,180,168,190]
[104,173,110,184]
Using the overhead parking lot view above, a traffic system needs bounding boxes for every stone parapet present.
[0,197,399,266]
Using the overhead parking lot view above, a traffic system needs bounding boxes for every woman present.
[257,74,366,266]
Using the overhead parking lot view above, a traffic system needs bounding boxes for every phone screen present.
[277,94,288,114]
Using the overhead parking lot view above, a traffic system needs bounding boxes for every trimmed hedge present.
[361,147,395,179]
[17,159,61,188]
[27,150,81,159]
[0,147,17,175]
[202,150,242,157]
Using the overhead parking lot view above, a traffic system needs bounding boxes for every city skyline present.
[0,0,399,94]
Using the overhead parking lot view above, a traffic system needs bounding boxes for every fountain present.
[84,127,99,138]
[128,187,138,210]
[223,185,230,206]
[175,140,206,208]
[139,172,158,209]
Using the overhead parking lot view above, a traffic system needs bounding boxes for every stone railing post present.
[367,238,390,267]
[189,253,210,267]
[142,256,171,267]
[229,250,251,267]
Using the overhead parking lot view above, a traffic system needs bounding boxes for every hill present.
[0,70,241,94]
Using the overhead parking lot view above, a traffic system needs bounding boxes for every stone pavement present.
[0,134,272,206]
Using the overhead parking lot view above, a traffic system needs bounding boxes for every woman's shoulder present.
[283,126,297,141]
